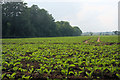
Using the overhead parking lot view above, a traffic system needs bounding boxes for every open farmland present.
[1,36,120,80]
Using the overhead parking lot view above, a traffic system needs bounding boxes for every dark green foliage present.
[56,21,82,36]
[113,31,120,35]
[2,2,82,38]
[72,26,82,36]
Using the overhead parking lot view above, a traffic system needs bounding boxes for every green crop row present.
[1,36,120,80]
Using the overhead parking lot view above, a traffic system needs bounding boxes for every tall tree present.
[2,2,28,37]
[89,32,93,36]
[29,5,57,37]
[56,21,73,36]
[72,26,82,36]
[2,2,82,38]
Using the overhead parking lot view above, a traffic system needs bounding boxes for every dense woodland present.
[2,2,82,38]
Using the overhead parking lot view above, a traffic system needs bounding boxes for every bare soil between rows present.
[83,37,120,46]
[2,52,120,80]
[2,37,120,80]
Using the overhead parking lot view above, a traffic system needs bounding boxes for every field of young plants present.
[1,35,120,80]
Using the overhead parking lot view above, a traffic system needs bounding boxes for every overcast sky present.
[24,0,119,32]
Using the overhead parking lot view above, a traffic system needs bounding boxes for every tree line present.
[2,2,82,38]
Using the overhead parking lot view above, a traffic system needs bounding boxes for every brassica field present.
[1,36,120,80]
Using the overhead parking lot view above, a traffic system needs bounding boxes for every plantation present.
[1,36,120,80]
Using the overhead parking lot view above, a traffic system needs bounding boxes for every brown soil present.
[83,38,91,44]
[84,40,88,43]
[97,37,100,42]
[20,60,42,69]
